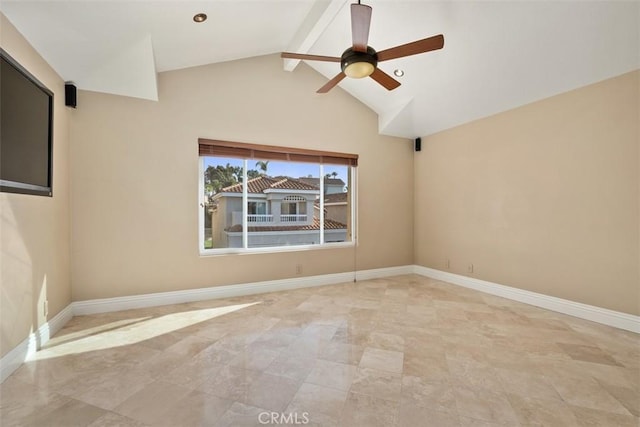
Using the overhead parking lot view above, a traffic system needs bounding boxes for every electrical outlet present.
[44,300,49,317]
[295,264,302,275]
[468,264,474,273]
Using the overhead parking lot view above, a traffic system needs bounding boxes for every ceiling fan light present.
[340,46,378,79]
[344,61,375,79]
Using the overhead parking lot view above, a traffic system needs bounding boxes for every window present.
[281,196,306,222]
[199,139,357,253]
[248,201,267,215]
[247,201,271,224]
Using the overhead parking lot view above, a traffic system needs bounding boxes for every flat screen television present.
[1,48,54,197]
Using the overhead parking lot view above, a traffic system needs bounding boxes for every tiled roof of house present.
[323,192,348,203]
[314,192,348,207]
[298,177,346,187]
[270,178,319,191]
[221,176,318,194]
[225,217,346,232]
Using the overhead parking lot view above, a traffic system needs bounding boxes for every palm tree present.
[325,171,339,179]
[205,163,242,194]
[255,160,269,176]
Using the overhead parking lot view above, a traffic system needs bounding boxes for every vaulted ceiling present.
[2,1,638,139]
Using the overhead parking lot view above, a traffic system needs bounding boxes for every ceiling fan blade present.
[369,68,401,91]
[351,3,372,52]
[281,52,341,62]
[377,34,444,62]
[317,72,347,93]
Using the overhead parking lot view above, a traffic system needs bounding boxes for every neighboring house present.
[211,176,347,248]
[315,192,349,225]
[298,177,346,194]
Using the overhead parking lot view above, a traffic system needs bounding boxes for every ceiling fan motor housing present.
[341,46,378,78]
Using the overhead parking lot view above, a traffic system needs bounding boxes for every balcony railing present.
[247,214,274,223]
[232,212,307,226]
[281,214,308,223]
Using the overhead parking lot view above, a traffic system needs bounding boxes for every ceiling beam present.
[283,0,348,72]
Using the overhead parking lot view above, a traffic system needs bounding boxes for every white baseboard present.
[73,271,351,315]
[414,265,640,334]
[356,265,415,281]
[0,336,33,385]
[0,304,73,383]
[72,266,413,316]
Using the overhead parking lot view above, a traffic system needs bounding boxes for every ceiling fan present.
[281,1,444,93]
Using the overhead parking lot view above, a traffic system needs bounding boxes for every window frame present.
[198,140,357,256]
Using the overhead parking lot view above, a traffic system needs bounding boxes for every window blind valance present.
[198,138,358,167]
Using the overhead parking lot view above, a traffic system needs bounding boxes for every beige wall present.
[0,14,71,357]
[70,55,414,301]
[415,71,639,315]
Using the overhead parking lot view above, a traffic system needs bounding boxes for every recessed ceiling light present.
[393,69,405,77]
[193,13,207,23]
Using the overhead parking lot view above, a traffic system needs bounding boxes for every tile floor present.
[1,274,638,426]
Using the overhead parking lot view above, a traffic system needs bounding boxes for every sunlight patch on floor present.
[30,302,260,360]
[42,316,153,349]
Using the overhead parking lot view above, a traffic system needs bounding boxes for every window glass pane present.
[248,201,268,215]
[322,165,351,244]
[247,160,321,248]
[201,151,354,252]
[204,156,244,249]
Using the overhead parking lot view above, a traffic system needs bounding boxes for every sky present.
[204,157,349,183]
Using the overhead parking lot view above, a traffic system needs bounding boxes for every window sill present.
[199,241,355,257]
